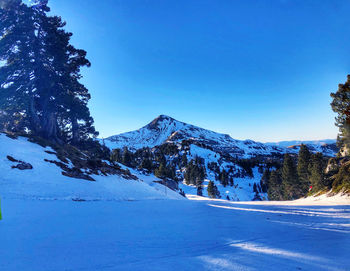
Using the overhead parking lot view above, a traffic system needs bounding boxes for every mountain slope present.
[0,133,183,200]
[105,115,337,158]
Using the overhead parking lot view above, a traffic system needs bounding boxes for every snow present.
[266,139,337,148]
[0,133,183,201]
[0,133,349,270]
[0,198,349,271]
[179,144,266,201]
[104,115,337,157]
[179,166,266,201]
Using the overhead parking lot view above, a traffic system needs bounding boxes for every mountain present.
[101,115,338,201]
[266,139,336,148]
[105,115,337,158]
[266,139,337,157]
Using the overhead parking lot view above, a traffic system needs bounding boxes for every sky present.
[47,0,350,142]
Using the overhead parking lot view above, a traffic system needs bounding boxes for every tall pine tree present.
[281,154,300,200]
[267,170,283,200]
[309,152,325,192]
[297,144,311,195]
[330,75,350,156]
[0,0,97,144]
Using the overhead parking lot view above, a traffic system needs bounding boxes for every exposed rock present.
[62,169,95,182]
[7,155,33,170]
[7,155,19,162]
[12,162,33,170]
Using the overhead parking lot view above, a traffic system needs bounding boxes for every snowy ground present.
[0,198,349,271]
[0,134,182,201]
[1,133,349,270]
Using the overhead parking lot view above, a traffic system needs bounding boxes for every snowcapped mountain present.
[266,139,337,157]
[266,139,336,148]
[105,115,337,158]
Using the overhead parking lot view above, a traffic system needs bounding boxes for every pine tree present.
[207,180,215,198]
[297,144,311,195]
[196,177,203,196]
[155,163,165,178]
[181,154,188,167]
[111,148,122,163]
[309,152,325,192]
[184,159,206,185]
[260,168,270,193]
[253,183,258,193]
[122,147,133,167]
[229,176,234,187]
[219,169,228,187]
[0,1,97,143]
[213,183,221,198]
[140,157,152,171]
[267,170,283,200]
[281,154,300,200]
[330,75,350,156]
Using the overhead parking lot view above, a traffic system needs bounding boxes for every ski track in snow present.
[0,199,349,271]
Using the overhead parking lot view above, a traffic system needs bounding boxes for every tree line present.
[265,145,328,200]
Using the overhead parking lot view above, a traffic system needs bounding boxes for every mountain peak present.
[155,114,175,121]
[146,115,178,130]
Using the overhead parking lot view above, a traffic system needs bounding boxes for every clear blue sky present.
[48,0,350,142]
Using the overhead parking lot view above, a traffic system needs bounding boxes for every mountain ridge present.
[105,115,337,157]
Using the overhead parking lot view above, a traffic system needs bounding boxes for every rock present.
[7,155,19,162]
[12,162,33,170]
[62,170,95,182]
[7,155,33,170]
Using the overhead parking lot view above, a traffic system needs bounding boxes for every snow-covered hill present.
[266,139,336,148]
[0,133,183,201]
[266,139,337,157]
[105,115,337,158]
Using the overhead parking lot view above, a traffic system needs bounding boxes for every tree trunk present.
[29,96,41,134]
[41,111,62,144]
[71,116,79,145]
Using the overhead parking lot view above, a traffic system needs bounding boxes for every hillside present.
[0,133,183,201]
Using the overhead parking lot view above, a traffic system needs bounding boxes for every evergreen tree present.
[219,169,228,187]
[184,159,206,185]
[140,157,152,171]
[267,170,283,200]
[330,75,350,156]
[253,183,258,193]
[207,180,215,198]
[0,1,97,143]
[260,168,270,193]
[207,180,220,199]
[229,176,234,187]
[111,148,122,163]
[309,152,325,192]
[213,183,221,198]
[181,154,188,167]
[122,147,133,167]
[196,177,203,196]
[281,154,300,200]
[155,163,166,178]
[297,144,311,195]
